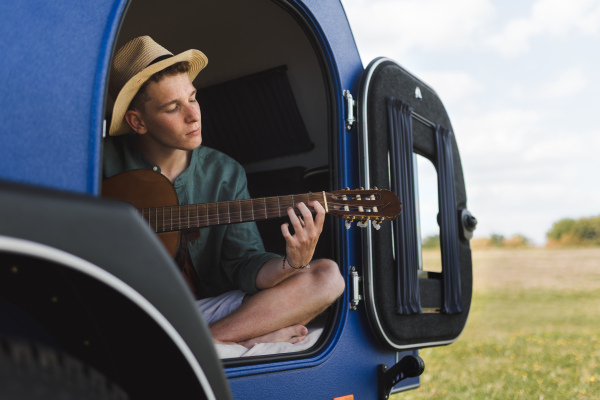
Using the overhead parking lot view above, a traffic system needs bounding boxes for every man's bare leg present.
[209,258,344,344]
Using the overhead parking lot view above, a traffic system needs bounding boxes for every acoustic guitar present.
[102,169,402,256]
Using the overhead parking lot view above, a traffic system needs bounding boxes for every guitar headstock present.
[326,188,402,229]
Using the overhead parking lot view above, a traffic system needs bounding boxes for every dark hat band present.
[147,54,174,68]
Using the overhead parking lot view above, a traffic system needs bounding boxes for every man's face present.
[136,73,202,151]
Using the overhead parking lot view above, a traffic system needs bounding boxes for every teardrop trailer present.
[0,0,477,399]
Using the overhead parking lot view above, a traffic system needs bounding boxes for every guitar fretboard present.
[140,192,327,233]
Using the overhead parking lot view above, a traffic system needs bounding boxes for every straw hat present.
[108,36,208,136]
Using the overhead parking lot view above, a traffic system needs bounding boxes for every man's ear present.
[124,110,147,134]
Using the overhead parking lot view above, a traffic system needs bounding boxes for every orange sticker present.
[333,396,354,400]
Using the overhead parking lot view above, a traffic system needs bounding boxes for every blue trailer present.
[0,1,476,398]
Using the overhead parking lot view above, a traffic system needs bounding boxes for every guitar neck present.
[140,192,327,233]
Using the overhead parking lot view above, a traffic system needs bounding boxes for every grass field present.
[394,247,600,399]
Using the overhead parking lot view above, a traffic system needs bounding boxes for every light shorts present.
[195,290,246,325]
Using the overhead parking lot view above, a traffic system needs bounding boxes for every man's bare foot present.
[238,325,308,349]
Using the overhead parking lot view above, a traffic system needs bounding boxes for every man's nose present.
[185,103,201,123]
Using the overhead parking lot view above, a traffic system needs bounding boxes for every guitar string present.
[139,200,383,217]
[139,195,383,212]
[142,203,378,220]
[138,198,384,215]
[139,200,381,215]
[139,200,382,215]
[142,200,388,231]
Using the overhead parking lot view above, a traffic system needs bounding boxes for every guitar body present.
[102,169,181,256]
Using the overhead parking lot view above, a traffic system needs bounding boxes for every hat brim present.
[109,49,208,136]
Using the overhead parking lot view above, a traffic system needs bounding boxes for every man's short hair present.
[128,61,191,112]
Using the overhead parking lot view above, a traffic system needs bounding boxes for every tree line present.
[546,215,600,247]
[422,233,531,249]
[421,215,600,248]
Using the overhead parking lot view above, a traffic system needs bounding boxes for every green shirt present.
[103,134,279,297]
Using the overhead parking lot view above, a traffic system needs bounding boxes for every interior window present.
[414,154,441,273]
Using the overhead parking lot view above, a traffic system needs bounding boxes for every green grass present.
[393,248,600,399]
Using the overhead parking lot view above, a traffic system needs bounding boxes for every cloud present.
[453,108,544,159]
[342,0,600,245]
[454,107,600,244]
[341,0,495,59]
[485,0,600,57]
[510,67,588,104]
[523,128,600,164]
[537,68,587,98]
[417,70,484,104]
[455,107,600,185]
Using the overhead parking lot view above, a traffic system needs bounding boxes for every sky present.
[341,0,600,245]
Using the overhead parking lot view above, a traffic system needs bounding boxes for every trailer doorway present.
[110,0,340,364]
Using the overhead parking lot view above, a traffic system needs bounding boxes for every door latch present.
[343,90,356,131]
[378,355,425,400]
[350,267,361,311]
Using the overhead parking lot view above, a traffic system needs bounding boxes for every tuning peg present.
[372,220,381,230]
[356,194,364,213]
[357,220,368,228]
[345,220,353,230]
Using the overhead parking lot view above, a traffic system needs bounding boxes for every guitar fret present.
[228,201,231,224]
[238,200,242,222]
[277,196,281,217]
[251,199,254,220]
[155,207,158,232]
[162,206,165,232]
[263,198,267,219]
[205,203,208,228]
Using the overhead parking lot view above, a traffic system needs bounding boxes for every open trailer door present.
[357,57,477,350]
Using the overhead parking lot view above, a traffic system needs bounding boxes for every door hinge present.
[350,267,362,311]
[343,90,356,131]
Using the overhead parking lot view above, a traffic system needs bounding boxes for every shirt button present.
[152,166,158,172]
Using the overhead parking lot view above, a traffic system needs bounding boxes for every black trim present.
[435,125,463,314]
[387,98,421,315]
[359,58,472,350]
[0,179,232,400]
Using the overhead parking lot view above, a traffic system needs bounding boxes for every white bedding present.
[196,290,325,359]
[215,327,323,359]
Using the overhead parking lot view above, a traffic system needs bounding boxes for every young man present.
[103,36,345,347]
